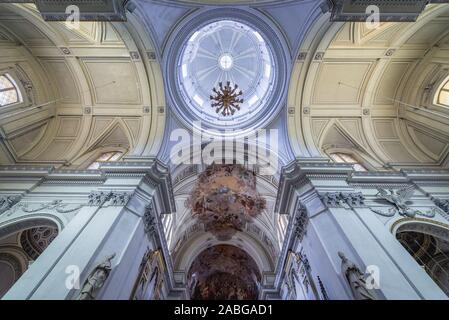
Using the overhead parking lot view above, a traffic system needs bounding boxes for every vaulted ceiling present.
[2,2,448,169]
[0,3,165,167]
[288,4,449,169]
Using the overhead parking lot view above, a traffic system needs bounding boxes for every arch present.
[168,160,282,275]
[287,4,449,169]
[0,217,59,298]
[0,248,28,298]
[0,3,167,167]
[392,219,449,243]
[163,6,290,134]
[173,230,275,275]
[0,217,61,240]
[0,73,22,107]
[187,244,262,300]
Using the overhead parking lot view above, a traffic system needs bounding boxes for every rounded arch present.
[0,217,61,240]
[173,229,275,275]
[163,7,290,135]
[0,217,59,298]
[0,3,167,167]
[168,160,282,271]
[433,74,449,107]
[0,247,28,298]
[392,218,449,296]
[186,244,262,300]
[391,218,449,242]
[70,146,128,169]
[287,4,449,169]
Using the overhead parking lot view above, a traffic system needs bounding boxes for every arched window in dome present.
[436,77,449,107]
[0,73,22,107]
[87,151,123,169]
[329,152,367,172]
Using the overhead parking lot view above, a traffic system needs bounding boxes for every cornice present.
[275,160,353,214]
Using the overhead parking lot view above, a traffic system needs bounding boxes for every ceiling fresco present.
[187,164,266,240]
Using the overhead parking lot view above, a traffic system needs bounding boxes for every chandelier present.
[210,81,243,116]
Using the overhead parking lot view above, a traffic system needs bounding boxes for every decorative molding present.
[143,202,156,235]
[320,192,365,208]
[0,195,21,215]
[147,51,156,61]
[432,198,449,216]
[314,52,324,61]
[60,47,71,55]
[317,276,329,300]
[372,187,436,218]
[297,52,307,61]
[4,199,83,217]
[129,51,140,60]
[385,49,396,57]
[289,249,320,299]
[109,192,132,206]
[294,205,309,242]
[87,191,132,207]
[390,217,449,234]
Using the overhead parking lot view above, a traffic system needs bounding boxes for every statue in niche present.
[338,252,377,300]
[77,253,116,300]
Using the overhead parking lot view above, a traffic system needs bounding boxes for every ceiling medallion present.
[210,81,243,116]
[188,164,266,240]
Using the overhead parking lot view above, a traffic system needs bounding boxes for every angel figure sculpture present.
[375,186,417,218]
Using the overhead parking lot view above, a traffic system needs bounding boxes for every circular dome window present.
[167,14,287,134]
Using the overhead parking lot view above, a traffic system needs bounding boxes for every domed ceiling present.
[177,20,275,128]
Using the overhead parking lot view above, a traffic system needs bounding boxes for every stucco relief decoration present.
[320,192,365,208]
[432,198,449,221]
[0,195,21,215]
[187,164,266,240]
[294,206,309,242]
[143,203,157,236]
[88,191,132,207]
[3,199,83,217]
[372,187,437,218]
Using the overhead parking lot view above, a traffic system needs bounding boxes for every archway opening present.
[396,225,449,297]
[0,221,58,298]
[187,245,261,300]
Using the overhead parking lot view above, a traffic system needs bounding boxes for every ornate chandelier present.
[210,81,243,116]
